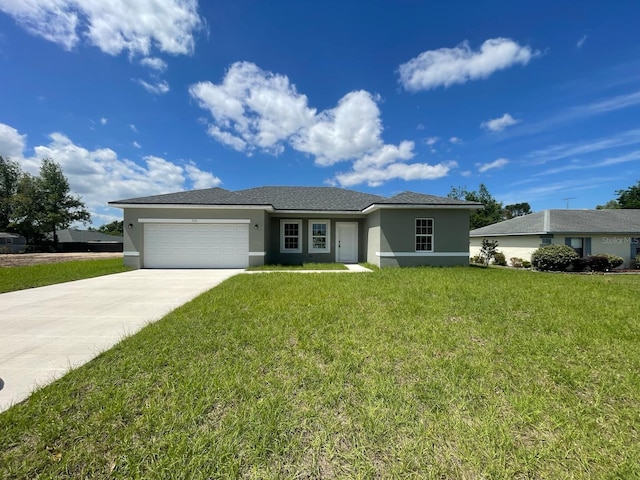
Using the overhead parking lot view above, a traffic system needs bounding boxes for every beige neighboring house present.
[470,209,640,268]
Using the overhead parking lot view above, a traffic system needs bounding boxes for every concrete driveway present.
[0,269,241,413]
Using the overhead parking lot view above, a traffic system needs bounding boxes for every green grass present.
[246,262,348,271]
[0,258,131,293]
[1,268,639,478]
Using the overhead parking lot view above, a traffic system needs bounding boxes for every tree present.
[503,202,532,219]
[479,238,499,266]
[597,180,640,209]
[90,220,124,236]
[11,173,45,244]
[448,183,504,229]
[37,158,91,247]
[0,156,21,231]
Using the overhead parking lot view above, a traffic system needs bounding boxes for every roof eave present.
[108,203,275,211]
[363,203,483,214]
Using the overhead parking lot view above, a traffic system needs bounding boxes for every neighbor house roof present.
[470,209,640,236]
[0,232,26,241]
[55,229,123,243]
[110,186,481,212]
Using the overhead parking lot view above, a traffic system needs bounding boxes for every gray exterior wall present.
[267,215,366,265]
[377,208,471,267]
[364,210,381,266]
[122,207,268,268]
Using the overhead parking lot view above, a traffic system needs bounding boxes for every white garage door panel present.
[144,223,249,268]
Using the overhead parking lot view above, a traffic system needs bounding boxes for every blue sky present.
[1,1,639,225]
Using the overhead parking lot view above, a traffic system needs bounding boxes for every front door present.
[336,222,358,263]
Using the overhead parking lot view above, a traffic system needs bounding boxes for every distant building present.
[54,229,123,252]
[470,209,640,268]
[0,232,27,254]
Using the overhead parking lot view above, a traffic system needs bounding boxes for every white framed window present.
[280,219,302,253]
[415,218,434,252]
[308,220,330,253]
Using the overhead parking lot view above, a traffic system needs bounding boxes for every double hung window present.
[281,220,302,253]
[415,218,434,252]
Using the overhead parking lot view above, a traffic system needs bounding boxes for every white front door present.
[336,222,358,263]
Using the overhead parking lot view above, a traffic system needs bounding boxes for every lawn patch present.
[1,268,638,478]
[246,263,348,271]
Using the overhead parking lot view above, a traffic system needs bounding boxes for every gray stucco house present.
[0,232,27,253]
[470,209,640,268]
[109,186,481,269]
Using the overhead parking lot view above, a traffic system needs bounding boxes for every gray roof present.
[470,209,640,236]
[56,229,123,243]
[110,186,480,212]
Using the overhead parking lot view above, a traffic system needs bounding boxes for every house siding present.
[365,210,381,266]
[378,209,471,267]
[122,207,267,268]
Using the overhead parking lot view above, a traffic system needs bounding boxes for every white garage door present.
[144,223,249,268]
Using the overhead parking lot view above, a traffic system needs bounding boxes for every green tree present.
[503,202,532,219]
[479,238,499,266]
[37,158,91,247]
[90,220,124,236]
[597,180,640,209]
[11,173,45,244]
[448,183,504,229]
[0,156,22,231]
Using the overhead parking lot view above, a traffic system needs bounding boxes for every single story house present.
[0,232,27,254]
[109,186,482,269]
[470,209,640,268]
[54,229,123,252]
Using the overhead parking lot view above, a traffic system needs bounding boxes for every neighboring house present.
[109,186,482,269]
[0,232,27,254]
[470,209,640,268]
[55,229,124,252]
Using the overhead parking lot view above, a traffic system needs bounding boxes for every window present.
[566,237,586,257]
[309,220,330,253]
[280,220,302,253]
[415,218,434,252]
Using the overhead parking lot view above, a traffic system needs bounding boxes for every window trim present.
[415,218,434,252]
[308,220,331,254]
[280,219,302,253]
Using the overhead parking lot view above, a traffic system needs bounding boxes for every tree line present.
[1,156,90,248]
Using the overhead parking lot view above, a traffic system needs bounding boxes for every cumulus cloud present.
[481,113,519,132]
[449,136,462,144]
[425,136,439,146]
[0,122,221,224]
[191,62,449,187]
[398,38,540,91]
[0,0,203,56]
[140,57,168,72]
[477,158,509,173]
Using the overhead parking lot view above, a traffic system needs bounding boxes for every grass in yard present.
[246,262,348,271]
[1,268,639,478]
[0,258,131,293]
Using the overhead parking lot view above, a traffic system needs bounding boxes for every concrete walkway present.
[0,269,241,413]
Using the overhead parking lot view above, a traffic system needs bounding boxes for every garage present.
[143,221,249,268]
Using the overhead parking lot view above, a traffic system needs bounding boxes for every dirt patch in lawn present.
[0,252,123,267]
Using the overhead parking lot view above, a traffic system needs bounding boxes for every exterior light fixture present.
[254,224,259,230]
[127,223,134,229]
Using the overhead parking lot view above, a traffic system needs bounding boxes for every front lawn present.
[246,262,348,271]
[1,268,638,478]
[0,258,131,293]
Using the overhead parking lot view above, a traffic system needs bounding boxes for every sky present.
[1,1,639,226]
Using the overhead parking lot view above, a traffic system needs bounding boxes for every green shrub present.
[492,252,507,266]
[531,244,579,271]
[636,253,640,269]
[587,254,624,272]
[470,254,483,264]
[510,257,524,268]
[606,254,624,270]
[572,257,590,272]
[522,260,532,269]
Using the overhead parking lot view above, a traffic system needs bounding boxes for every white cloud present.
[191,62,443,187]
[577,35,588,49]
[481,113,519,132]
[0,0,203,56]
[136,78,170,95]
[133,141,141,148]
[398,38,540,91]
[0,122,27,158]
[425,136,439,146]
[129,124,137,132]
[477,158,509,173]
[0,122,222,224]
[100,117,107,125]
[449,136,461,144]
[140,57,168,72]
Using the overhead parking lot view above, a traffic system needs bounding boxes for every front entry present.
[336,222,358,263]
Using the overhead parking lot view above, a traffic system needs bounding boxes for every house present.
[109,186,482,269]
[470,209,640,268]
[54,229,123,252]
[0,232,27,254]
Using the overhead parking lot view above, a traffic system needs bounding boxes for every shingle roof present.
[110,186,480,211]
[56,229,123,243]
[470,209,640,236]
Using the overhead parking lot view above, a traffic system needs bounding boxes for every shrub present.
[492,252,507,266]
[470,254,483,264]
[572,257,590,272]
[510,257,524,268]
[522,260,532,269]
[586,254,624,272]
[531,244,579,271]
[479,239,499,266]
[636,253,640,269]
